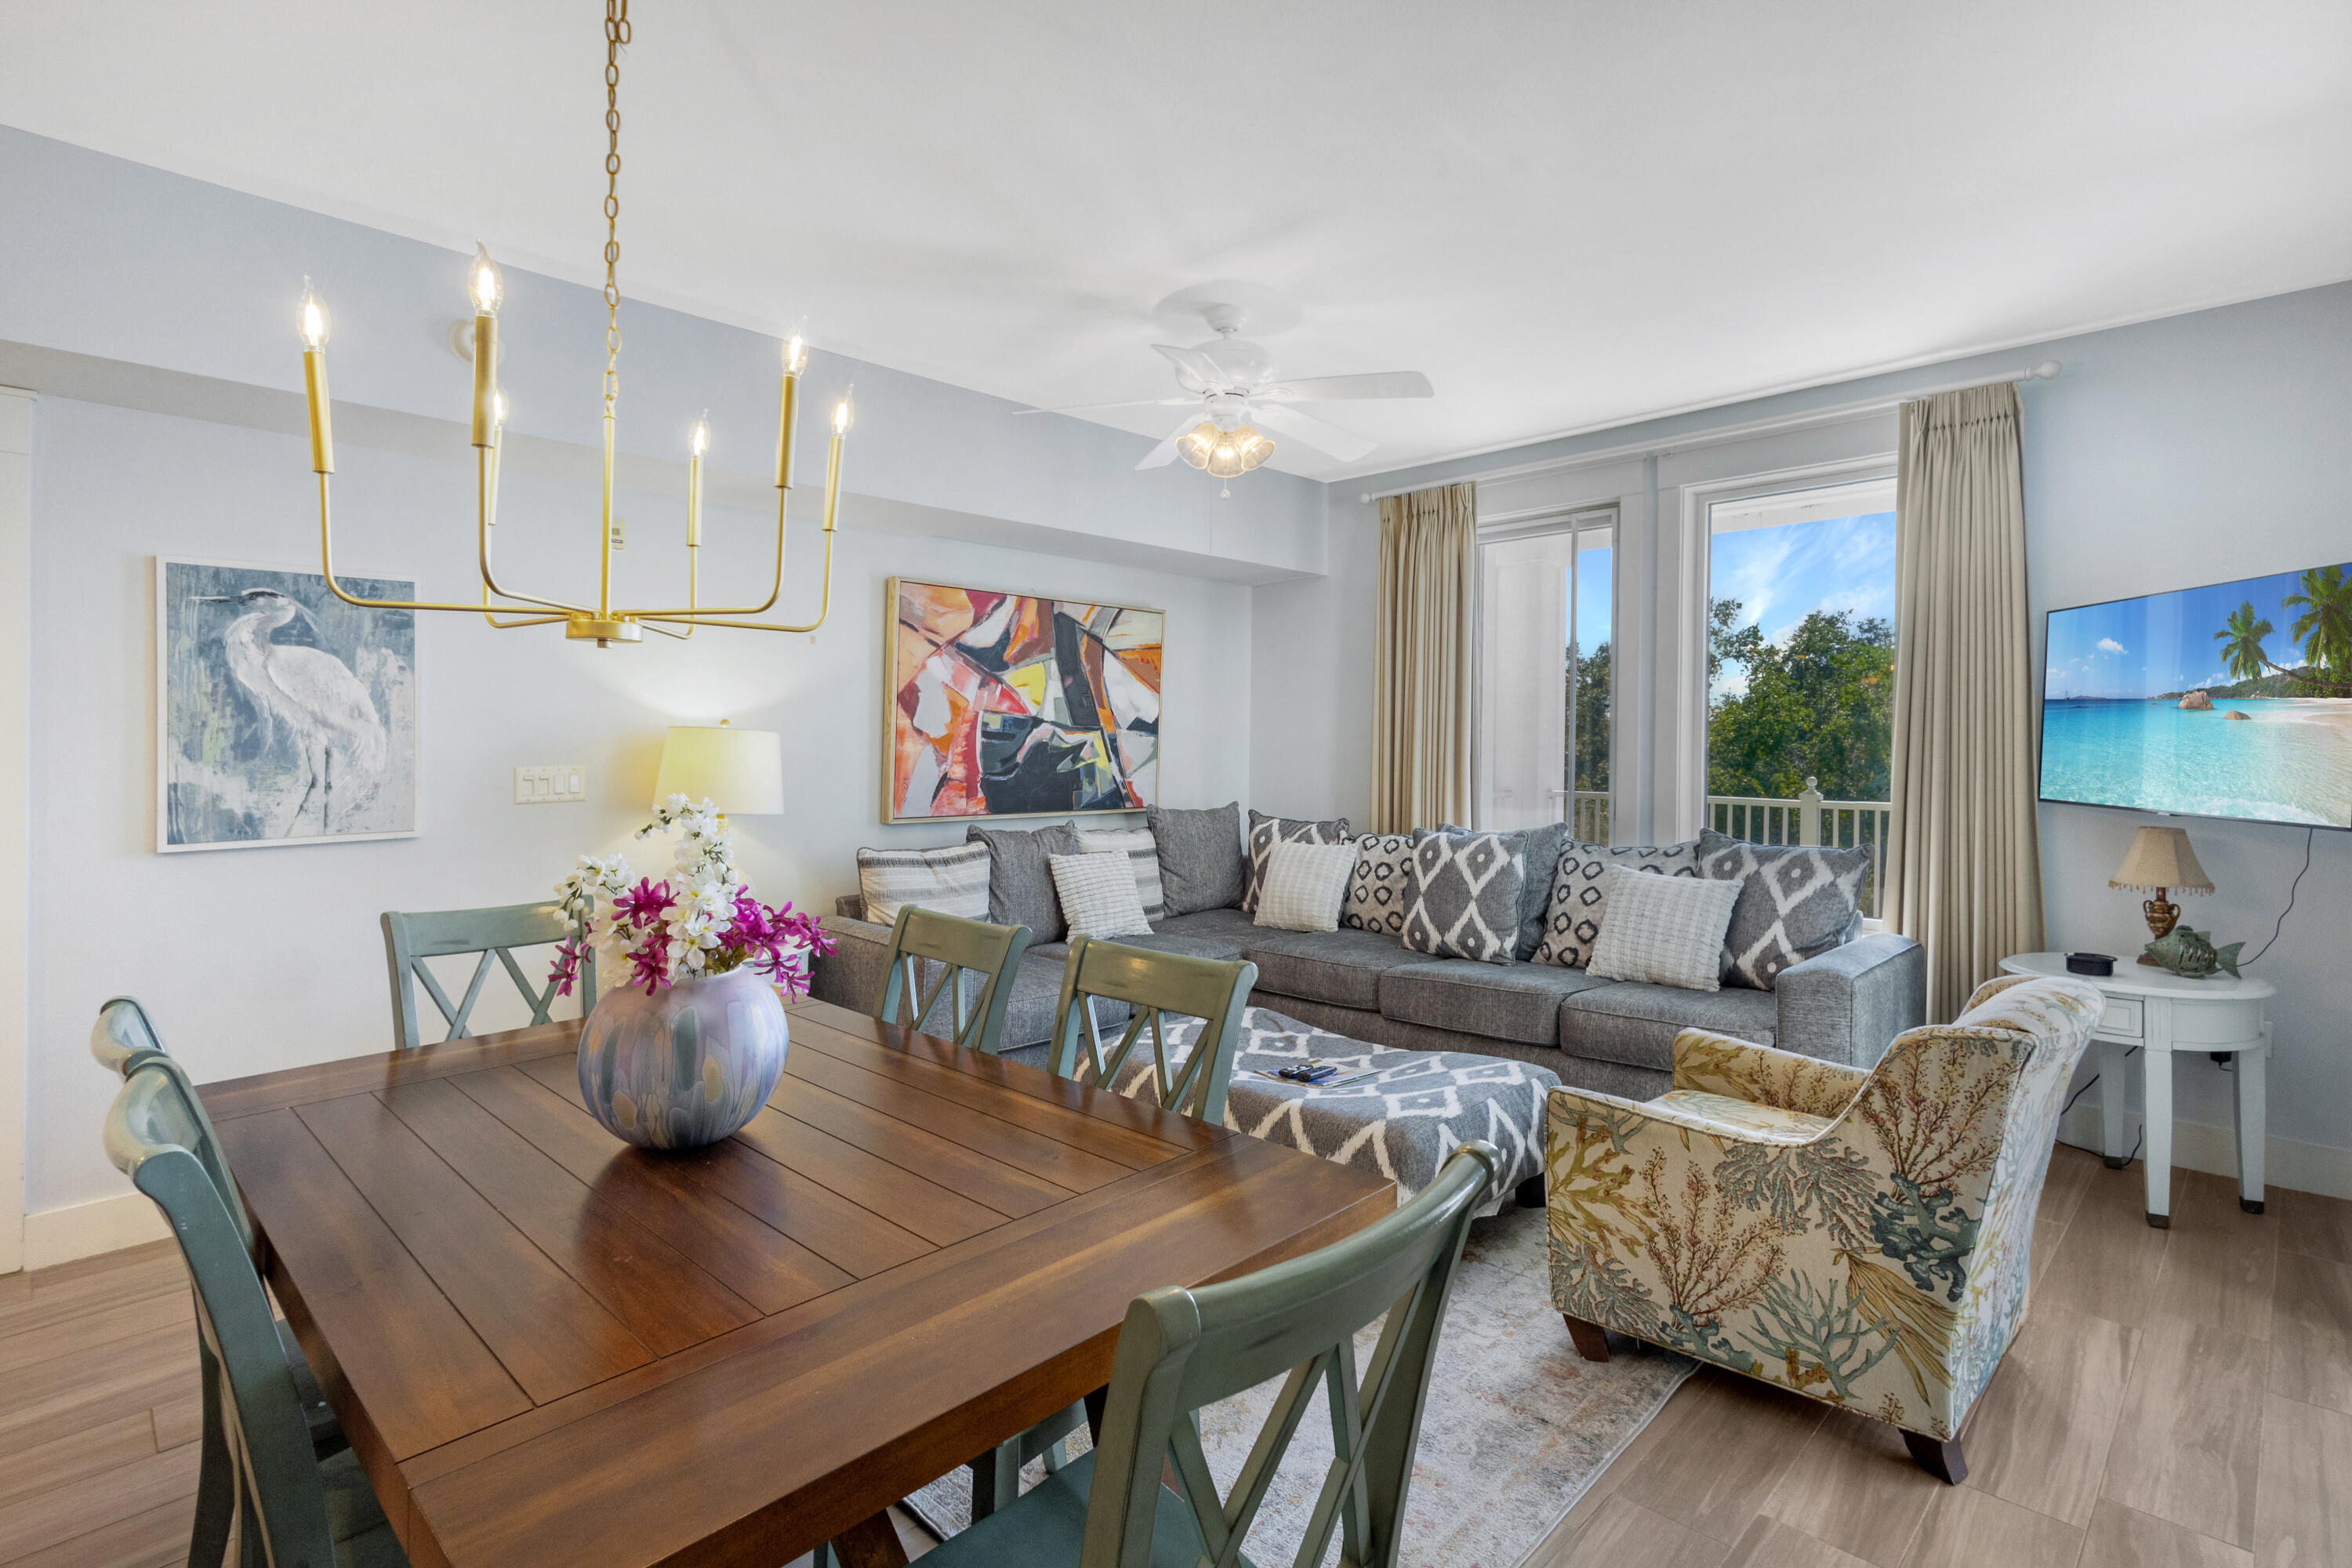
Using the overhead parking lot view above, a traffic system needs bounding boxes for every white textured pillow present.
[1254,840,1361,933]
[856,840,991,926]
[1048,851,1155,938]
[1585,866,1742,992]
[1074,826,1165,923]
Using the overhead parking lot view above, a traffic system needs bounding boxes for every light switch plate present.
[514,764,586,804]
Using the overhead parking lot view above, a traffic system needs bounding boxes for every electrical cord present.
[2242,826,2317,966]
[2060,1045,2140,1118]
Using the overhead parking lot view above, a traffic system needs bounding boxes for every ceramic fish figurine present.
[2143,927,2244,979]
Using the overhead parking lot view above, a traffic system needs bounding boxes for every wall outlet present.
[514,764,586,804]
[609,515,625,551]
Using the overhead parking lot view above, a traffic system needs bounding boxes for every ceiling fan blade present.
[1135,413,1203,470]
[1247,402,1376,463]
[1152,343,1226,393]
[1254,371,1434,403]
[1015,397,1199,416]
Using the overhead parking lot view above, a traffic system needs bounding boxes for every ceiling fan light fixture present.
[1177,420,1274,478]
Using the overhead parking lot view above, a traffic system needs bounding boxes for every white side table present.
[2001,953,2274,1229]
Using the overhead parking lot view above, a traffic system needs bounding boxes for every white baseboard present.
[2057,1104,2352,1203]
[19,1190,172,1272]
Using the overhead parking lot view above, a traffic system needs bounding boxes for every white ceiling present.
[6,2,2350,480]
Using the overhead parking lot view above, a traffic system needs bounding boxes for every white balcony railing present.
[1708,777,1892,918]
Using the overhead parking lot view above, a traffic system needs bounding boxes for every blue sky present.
[2045,563,2351,698]
[1569,545,1612,652]
[1708,510,1896,695]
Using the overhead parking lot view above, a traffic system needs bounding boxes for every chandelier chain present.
[602,0,630,412]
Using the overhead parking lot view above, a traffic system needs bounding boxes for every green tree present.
[1706,597,1894,803]
[2213,600,2280,683]
[2281,564,2352,681]
[1568,639,1611,793]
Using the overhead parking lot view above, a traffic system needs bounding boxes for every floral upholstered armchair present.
[1544,972,2104,1482]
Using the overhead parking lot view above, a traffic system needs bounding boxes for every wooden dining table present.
[199,995,1394,1568]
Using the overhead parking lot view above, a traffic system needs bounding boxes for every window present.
[1704,476,1895,907]
[1478,511,1614,840]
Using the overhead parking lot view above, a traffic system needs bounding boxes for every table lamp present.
[652,719,785,823]
[2109,826,2213,964]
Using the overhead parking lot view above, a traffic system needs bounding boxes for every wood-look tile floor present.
[5,1145,2345,1567]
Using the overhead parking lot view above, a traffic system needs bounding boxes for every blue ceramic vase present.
[577,967,787,1149]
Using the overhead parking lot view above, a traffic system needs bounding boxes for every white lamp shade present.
[652,724,784,815]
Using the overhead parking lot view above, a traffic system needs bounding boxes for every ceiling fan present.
[1030,299,1433,477]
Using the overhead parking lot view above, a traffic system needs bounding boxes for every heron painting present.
[157,558,417,851]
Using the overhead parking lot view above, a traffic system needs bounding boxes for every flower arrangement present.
[550,794,833,998]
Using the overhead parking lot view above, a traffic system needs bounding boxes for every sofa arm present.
[1671,1029,1871,1117]
[1776,933,1925,1069]
[809,914,894,1014]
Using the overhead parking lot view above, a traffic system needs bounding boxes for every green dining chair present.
[872,906,1035,1056]
[960,941,1258,1526]
[1048,937,1257,1126]
[381,900,593,1051]
[89,997,347,1568]
[103,1062,408,1567]
[924,1140,1501,1568]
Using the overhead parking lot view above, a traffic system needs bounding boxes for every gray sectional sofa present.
[811,819,1926,1101]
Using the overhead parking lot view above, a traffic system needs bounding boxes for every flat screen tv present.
[2040,562,2352,829]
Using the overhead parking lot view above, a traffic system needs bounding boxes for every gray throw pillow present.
[1534,840,1700,970]
[1244,811,1352,915]
[1147,802,1247,915]
[964,819,1081,942]
[1341,833,1417,936]
[1438,822,1567,960]
[1697,829,1874,991]
[1400,829,1526,966]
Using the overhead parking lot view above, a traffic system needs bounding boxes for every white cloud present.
[2096,637,2126,655]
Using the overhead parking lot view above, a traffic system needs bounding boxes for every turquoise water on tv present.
[2040,699,2352,826]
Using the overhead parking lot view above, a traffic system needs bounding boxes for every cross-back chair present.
[1047,936,1257,1126]
[871,905,1033,1056]
[921,1140,1501,1568]
[381,901,593,1051]
[103,1062,408,1566]
[89,997,347,1568]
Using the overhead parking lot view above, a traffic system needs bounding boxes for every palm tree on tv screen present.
[2213,601,2278,684]
[2282,564,2352,681]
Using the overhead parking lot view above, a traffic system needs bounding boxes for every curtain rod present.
[1354,361,2061,504]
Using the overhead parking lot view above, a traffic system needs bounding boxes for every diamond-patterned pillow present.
[1532,840,1700,970]
[1341,833,1417,936]
[1243,811,1351,915]
[1400,829,1526,965]
[1697,829,1873,990]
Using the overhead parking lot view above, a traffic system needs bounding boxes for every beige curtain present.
[1887,383,2043,1021]
[1371,482,1477,833]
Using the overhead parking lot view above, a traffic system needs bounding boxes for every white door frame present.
[0,387,31,1276]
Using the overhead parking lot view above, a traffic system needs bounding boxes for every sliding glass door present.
[1478,510,1615,839]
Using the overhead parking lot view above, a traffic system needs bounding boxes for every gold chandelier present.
[295,0,848,648]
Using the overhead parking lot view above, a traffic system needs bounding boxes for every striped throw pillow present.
[1254,840,1361,933]
[1048,851,1156,939]
[855,841,991,927]
[1074,826,1165,923]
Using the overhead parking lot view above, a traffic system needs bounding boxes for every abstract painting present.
[156,557,418,851]
[887,577,1161,822]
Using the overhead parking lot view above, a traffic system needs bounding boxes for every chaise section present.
[1775,931,1926,1067]
[1555,981,1779,1072]
[1377,959,1615,1047]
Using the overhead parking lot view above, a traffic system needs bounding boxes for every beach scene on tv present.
[2041,562,2352,827]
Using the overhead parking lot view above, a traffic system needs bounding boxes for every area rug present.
[908,1203,1694,1567]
